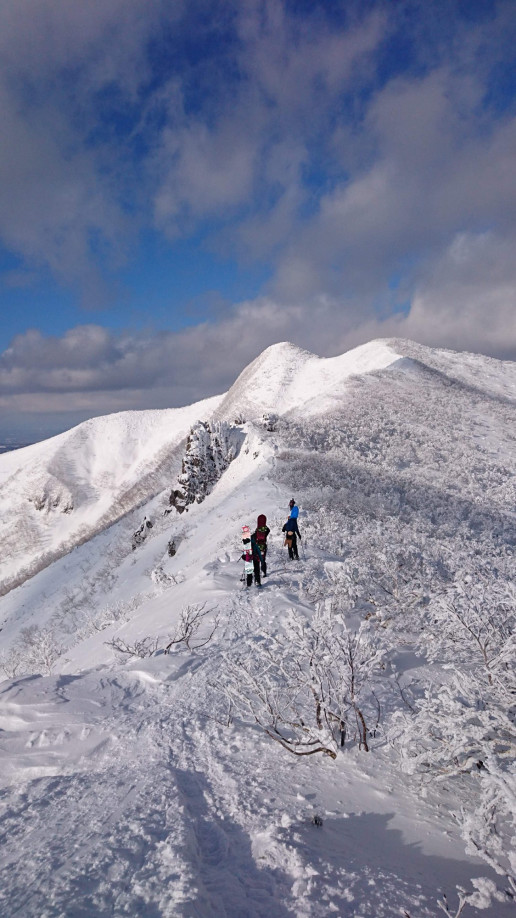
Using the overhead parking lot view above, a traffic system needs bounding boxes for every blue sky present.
[0,0,515,440]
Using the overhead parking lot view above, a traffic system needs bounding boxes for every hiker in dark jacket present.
[282,516,300,561]
[253,514,270,577]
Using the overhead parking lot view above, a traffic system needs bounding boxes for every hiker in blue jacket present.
[282,513,301,561]
[288,498,299,519]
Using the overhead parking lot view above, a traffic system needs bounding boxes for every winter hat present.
[257,514,267,527]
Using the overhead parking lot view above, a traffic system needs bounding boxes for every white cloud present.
[262,53,516,347]
[1,0,516,437]
[395,231,516,358]
[154,120,258,232]
[151,2,386,236]
[0,0,175,293]
[0,296,309,417]
[319,229,516,362]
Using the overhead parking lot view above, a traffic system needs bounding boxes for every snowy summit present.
[0,338,515,917]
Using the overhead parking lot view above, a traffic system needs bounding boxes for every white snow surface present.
[0,397,222,595]
[215,339,400,420]
[0,338,515,917]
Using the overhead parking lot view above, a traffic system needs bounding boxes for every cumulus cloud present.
[0,296,314,420]
[151,2,386,237]
[1,249,515,439]
[0,0,177,295]
[391,231,516,359]
[270,61,516,299]
[1,0,516,440]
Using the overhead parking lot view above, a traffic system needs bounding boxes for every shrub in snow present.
[0,592,156,681]
[262,412,278,432]
[151,565,178,588]
[0,644,26,679]
[29,478,74,514]
[266,391,515,902]
[105,635,160,658]
[220,607,385,759]
[393,579,516,894]
[131,516,153,550]
[0,625,64,677]
[105,604,219,661]
[438,877,509,917]
[164,603,219,653]
[85,599,133,634]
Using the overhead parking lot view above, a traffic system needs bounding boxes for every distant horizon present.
[2,331,516,446]
[0,441,35,453]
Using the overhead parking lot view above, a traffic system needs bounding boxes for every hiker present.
[253,514,270,577]
[241,525,263,587]
[282,514,301,561]
[288,498,299,519]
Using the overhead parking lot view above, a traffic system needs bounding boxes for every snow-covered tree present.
[393,579,516,892]
[220,606,385,758]
[0,625,65,677]
[131,515,153,550]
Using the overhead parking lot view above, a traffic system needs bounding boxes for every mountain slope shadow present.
[173,768,292,918]
[286,811,511,917]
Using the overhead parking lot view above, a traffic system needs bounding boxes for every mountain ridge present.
[0,335,514,916]
[1,336,515,599]
[0,337,405,595]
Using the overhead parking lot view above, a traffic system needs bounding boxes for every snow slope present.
[214,339,400,420]
[0,339,400,597]
[0,338,515,917]
[0,397,222,596]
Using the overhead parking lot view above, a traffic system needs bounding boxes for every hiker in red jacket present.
[253,514,270,577]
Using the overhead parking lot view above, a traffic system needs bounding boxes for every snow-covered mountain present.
[0,397,222,596]
[0,338,515,917]
[0,339,401,595]
[214,338,400,420]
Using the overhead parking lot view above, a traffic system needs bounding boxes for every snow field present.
[0,584,491,918]
[0,338,515,916]
[0,396,223,595]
